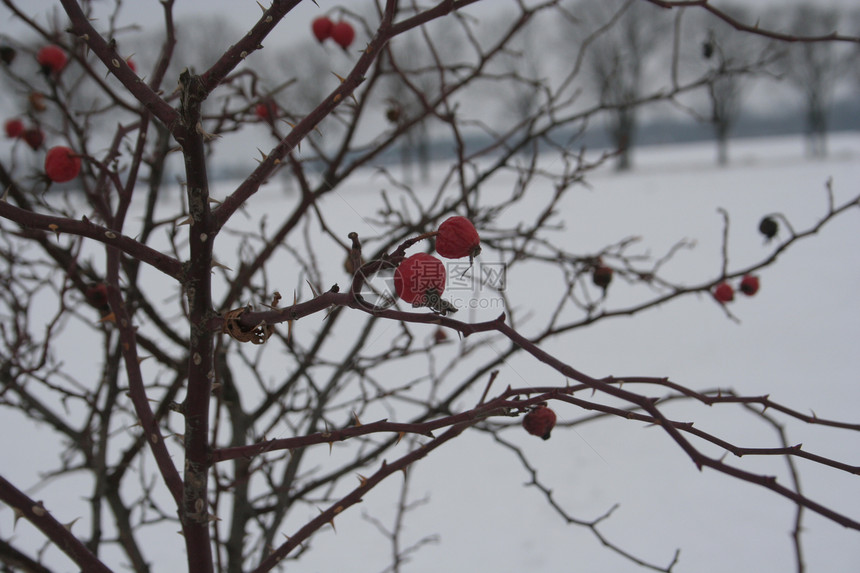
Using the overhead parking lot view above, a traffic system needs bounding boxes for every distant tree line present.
[557,0,859,168]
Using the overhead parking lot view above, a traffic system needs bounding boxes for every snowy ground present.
[2,132,859,572]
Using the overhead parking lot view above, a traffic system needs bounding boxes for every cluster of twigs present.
[0,1,858,572]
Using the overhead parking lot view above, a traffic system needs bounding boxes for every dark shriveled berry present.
[23,127,44,150]
[759,216,778,241]
[0,45,16,65]
[592,265,613,289]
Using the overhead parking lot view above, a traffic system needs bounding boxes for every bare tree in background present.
[567,0,669,170]
[1,2,859,573]
[492,9,547,129]
[378,35,435,184]
[694,5,779,165]
[783,5,847,158]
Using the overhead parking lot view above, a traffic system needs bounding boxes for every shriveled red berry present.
[592,265,613,289]
[330,21,355,49]
[126,58,136,73]
[523,405,557,440]
[37,44,67,74]
[255,101,277,121]
[23,127,44,150]
[713,282,734,304]
[45,146,81,183]
[435,216,481,260]
[5,118,24,138]
[739,274,759,296]
[394,252,446,306]
[312,16,334,43]
[85,283,109,307]
[433,327,448,343]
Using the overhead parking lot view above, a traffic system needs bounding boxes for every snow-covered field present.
[2,132,859,572]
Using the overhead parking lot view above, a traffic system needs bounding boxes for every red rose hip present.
[37,44,67,74]
[712,282,734,304]
[435,216,481,259]
[739,274,759,296]
[394,252,446,306]
[45,146,81,183]
[330,21,355,49]
[312,16,334,43]
[5,118,24,138]
[523,405,557,440]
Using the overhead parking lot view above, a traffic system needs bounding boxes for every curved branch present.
[0,201,184,280]
[0,475,113,573]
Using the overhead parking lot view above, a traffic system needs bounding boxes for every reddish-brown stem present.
[0,201,183,280]
[105,248,184,508]
[176,72,217,573]
[59,0,179,128]
[0,475,113,573]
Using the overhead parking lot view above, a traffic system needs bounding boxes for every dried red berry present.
[23,127,44,150]
[37,44,67,74]
[85,283,109,308]
[312,16,334,43]
[592,265,613,289]
[739,275,759,296]
[330,21,355,49]
[126,58,136,73]
[394,252,446,306]
[45,146,81,183]
[713,282,734,304]
[5,118,24,138]
[435,216,481,260]
[523,405,557,440]
[255,100,277,121]
[433,327,448,343]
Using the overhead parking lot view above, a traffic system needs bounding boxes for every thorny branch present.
[0,1,858,572]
